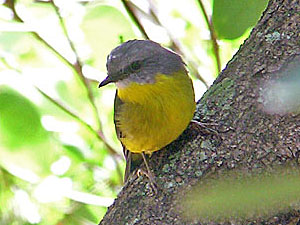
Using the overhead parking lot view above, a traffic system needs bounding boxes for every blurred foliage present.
[183,168,300,222]
[0,86,48,149]
[0,0,268,224]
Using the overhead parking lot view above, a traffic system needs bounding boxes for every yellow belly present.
[116,71,195,154]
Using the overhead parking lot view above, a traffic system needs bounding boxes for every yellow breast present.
[116,71,195,154]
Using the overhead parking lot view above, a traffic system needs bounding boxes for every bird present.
[98,40,196,191]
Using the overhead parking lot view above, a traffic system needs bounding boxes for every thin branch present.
[146,0,209,87]
[5,0,77,72]
[38,88,124,184]
[38,89,124,183]
[38,90,120,155]
[49,0,102,132]
[120,0,150,39]
[196,0,221,73]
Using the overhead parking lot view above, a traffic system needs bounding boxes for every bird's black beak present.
[98,76,114,88]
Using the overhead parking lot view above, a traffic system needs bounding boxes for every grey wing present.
[113,91,125,145]
[114,91,142,183]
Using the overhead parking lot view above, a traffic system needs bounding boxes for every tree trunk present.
[99,0,300,224]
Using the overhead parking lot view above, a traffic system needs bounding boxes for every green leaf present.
[0,86,48,149]
[63,144,85,161]
[212,0,268,39]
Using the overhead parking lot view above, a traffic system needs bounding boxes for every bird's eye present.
[122,61,142,75]
[130,61,141,71]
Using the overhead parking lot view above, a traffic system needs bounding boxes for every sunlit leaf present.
[212,0,268,39]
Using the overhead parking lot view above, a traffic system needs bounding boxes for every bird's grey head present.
[98,40,185,88]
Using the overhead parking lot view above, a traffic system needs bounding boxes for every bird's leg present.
[137,152,157,194]
[123,150,132,183]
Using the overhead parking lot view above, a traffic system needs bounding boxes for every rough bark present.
[99,0,300,224]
